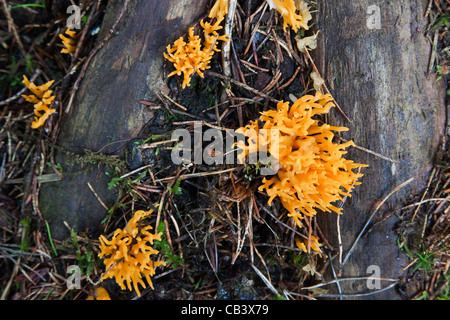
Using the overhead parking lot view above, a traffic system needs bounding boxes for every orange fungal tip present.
[164,0,230,88]
[22,76,56,129]
[237,92,368,253]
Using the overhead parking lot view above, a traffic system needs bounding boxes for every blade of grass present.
[45,221,58,257]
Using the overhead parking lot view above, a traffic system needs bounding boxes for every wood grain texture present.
[40,0,209,239]
[315,0,446,299]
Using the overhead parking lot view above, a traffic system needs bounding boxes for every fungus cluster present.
[98,208,165,296]
[86,287,111,300]
[59,29,78,54]
[163,0,230,88]
[22,76,56,129]
[237,93,367,255]
[266,0,312,33]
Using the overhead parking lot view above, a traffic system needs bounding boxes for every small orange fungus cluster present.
[22,76,56,129]
[237,92,367,255]
[163,0,230,88]
[86,287,111,300]
[59,29,78,54]
[98,208,165,296]
[266,0,312,33]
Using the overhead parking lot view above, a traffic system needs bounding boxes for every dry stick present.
[314,281,399,299]
[251,264,280,297]
[340,177,415,271]
[278,66,301,91]
[328,252,343,299]
[65,0,130,113]
[0,69,42,106]
[87,182,109,211]
[337,137,398,164]
[71,1,99,66]
[427,30,439,74]
[411,167,436,222]
[205,70,279,104]
[160,91,187,111]
[222,0,238,78]
[425,0,433,17]
[256,199,308,240]
[303,48,351,123]
[153,167,237,184]
[1,0,26,57]
[302,276,399,290]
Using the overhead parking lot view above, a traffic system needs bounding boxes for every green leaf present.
[168,178,183,195]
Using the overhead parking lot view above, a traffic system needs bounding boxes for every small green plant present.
[167,178,183,195]
[413,249,437,276]
[106,167,146,191]
[154,222,184,269]
[19,216,32,252]
[69,229,95,277]
[8,0,45,10]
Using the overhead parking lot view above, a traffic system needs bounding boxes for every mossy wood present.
[40,0,209,239]
[315,0,445,299]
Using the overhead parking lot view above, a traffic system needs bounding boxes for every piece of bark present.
[315,0,446,299]
[40,0,209,240]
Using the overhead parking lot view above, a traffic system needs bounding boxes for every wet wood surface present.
[315,0,446,299]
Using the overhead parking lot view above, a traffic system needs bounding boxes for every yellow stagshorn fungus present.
[86,287,111,300]
[266,0,311,33]
[59,29,78,54]
[237,92,367,255]
[163,0,230,88]
[22,75,56,129]
[98,208,165,296]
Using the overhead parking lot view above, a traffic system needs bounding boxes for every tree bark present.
[40,0,209,239]
[315,0,446,299]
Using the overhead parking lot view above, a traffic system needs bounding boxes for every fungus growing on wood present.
[266,0,312,32]
[59,29,78,54]
[98,208,165,296]
[86,287,111,300]
[22,75,56,129]
[237,92,367,255]
[163,0,230,88]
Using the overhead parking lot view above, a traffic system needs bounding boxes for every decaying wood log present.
[40,0,209,239]
[315,0,446,299]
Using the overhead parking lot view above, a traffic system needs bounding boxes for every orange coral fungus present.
[163,0,230,88]
[86,287,111,300]
[209,0,228,21]
[98,208,165,296]
[237,93,367,253]
[59,29,78,54]
[266,0,311,32]
[295,236,323,257]
[22,76,56,129]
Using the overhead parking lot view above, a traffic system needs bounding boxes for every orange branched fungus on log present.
[209,0,228,20]
[266,0,311,32]
[22,76,56,129]
[59,29,79,54]
[237,92,367,255]
[98,208,165,296]
[86,287,111,300]
[163,0,230,88]
[295,236,323,257]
